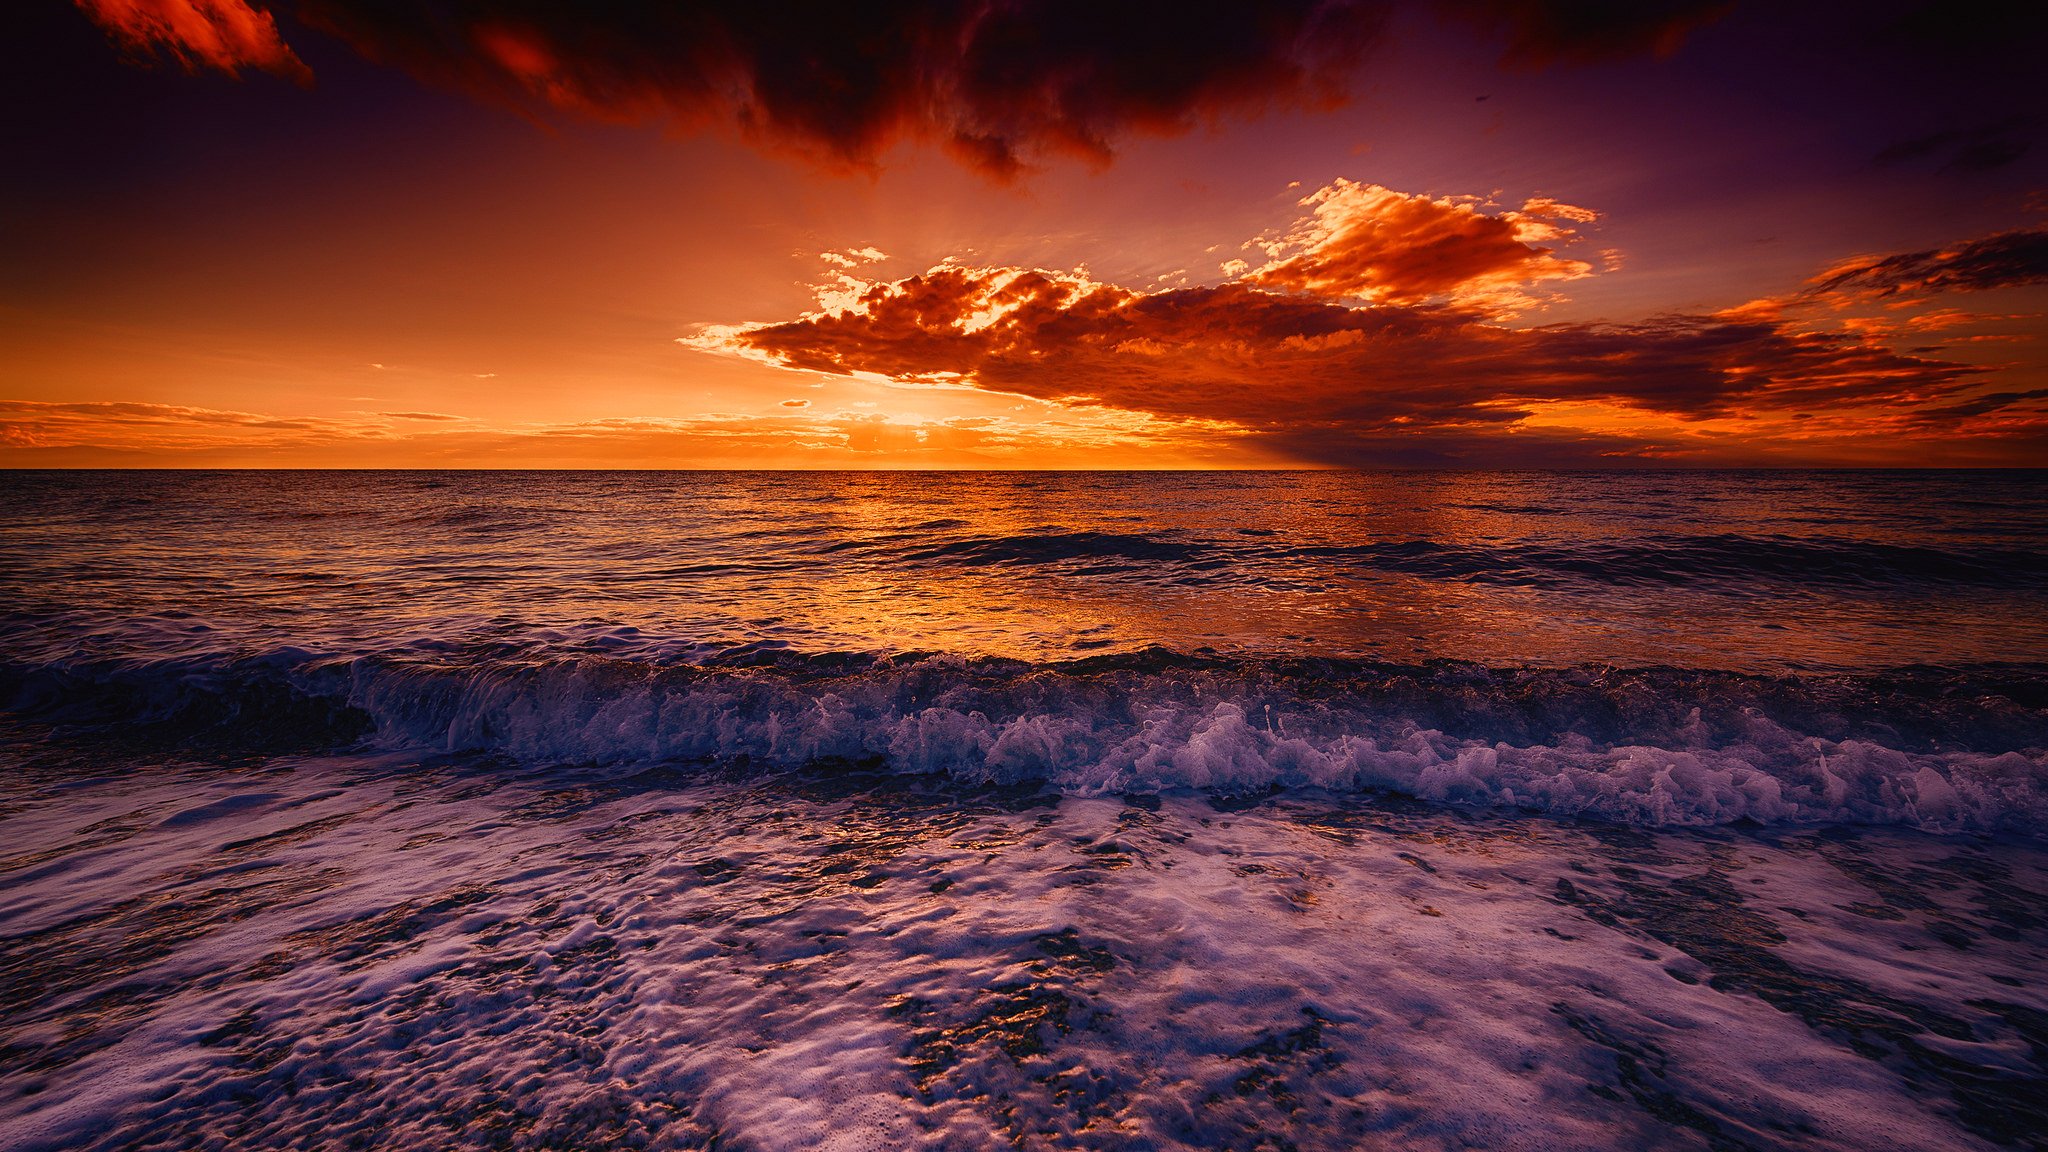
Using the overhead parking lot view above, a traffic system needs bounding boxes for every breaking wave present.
[7,645,2044,836]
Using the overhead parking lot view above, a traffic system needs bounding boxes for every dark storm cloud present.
[1875,119,2034,174]
[70,1,1756,177]
[1874,2,2048,61]
[224,0,1388,178]
[1813,229,2048,297]
[1441,0,1731,67]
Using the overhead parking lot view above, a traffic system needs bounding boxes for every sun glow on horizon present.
[5,1,2044,467]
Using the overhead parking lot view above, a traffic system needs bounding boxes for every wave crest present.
[5,647,2044,835]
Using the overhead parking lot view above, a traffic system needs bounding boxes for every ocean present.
[2,469,2044,1150]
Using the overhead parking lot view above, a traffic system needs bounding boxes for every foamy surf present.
[5,471,2048,1151]
[1,750,2042,1152]
[6,645,2045,835]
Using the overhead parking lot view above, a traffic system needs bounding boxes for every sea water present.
[1,470,2043,1149]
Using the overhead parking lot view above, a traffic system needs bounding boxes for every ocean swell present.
[5,647,2044,836]
[846,530,2048,592]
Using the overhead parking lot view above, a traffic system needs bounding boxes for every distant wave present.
[810,529,2048,592]
[1268,535,2048,591]
[903,531,1210,566]
[6,645,2044,836]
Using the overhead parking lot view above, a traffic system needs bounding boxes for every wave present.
[903,531,1210,566]
[1274,535,2048,591]
[5,646,2045,836]
[812,530,2048,592]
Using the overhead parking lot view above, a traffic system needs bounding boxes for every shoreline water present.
[2,741,2044,1151]
[3,470,2045,1148]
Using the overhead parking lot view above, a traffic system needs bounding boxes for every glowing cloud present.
[692,187,2041,465]
[1247,180,1596,312]
[74,0,310,81]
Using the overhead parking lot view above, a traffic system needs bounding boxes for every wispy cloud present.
[75,0,309,81]
[0,400,1210,467]
[1811,229,2048,298]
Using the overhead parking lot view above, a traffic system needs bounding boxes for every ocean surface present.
[2,470,2045,1150]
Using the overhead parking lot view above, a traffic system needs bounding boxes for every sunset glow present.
[5,1,2043,465]
[8,8,2048,1146]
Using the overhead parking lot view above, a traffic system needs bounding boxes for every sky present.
[3,0,2045,468]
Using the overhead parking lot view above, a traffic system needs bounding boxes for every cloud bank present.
[80,0,1389,177]
[73,1,1735,177]
[0,400,1198,468]
[696,182,2042,465]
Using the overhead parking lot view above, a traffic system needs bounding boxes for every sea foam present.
[8,646,2043,835]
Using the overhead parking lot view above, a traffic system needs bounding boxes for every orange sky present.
[3,1,2044,467]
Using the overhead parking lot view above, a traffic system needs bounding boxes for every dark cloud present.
[1911,389,2048,422]
[1812,229,2048,297]
[708,261,1987,464]
[1875,3,2048,63]
[1253,422,1711,467]
[73,1,1762,178]
[1874,118,2033,173]
[1441,0,1731,67]
[222,0,1386,178]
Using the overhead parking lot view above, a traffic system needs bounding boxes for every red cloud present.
[721,267,1976,432]
[1247,181,1595,311]
[74,0,310,82]
[696,195,2042,465]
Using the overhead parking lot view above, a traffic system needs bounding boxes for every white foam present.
[331,658,2048,835]
[3,758,2038,1151]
